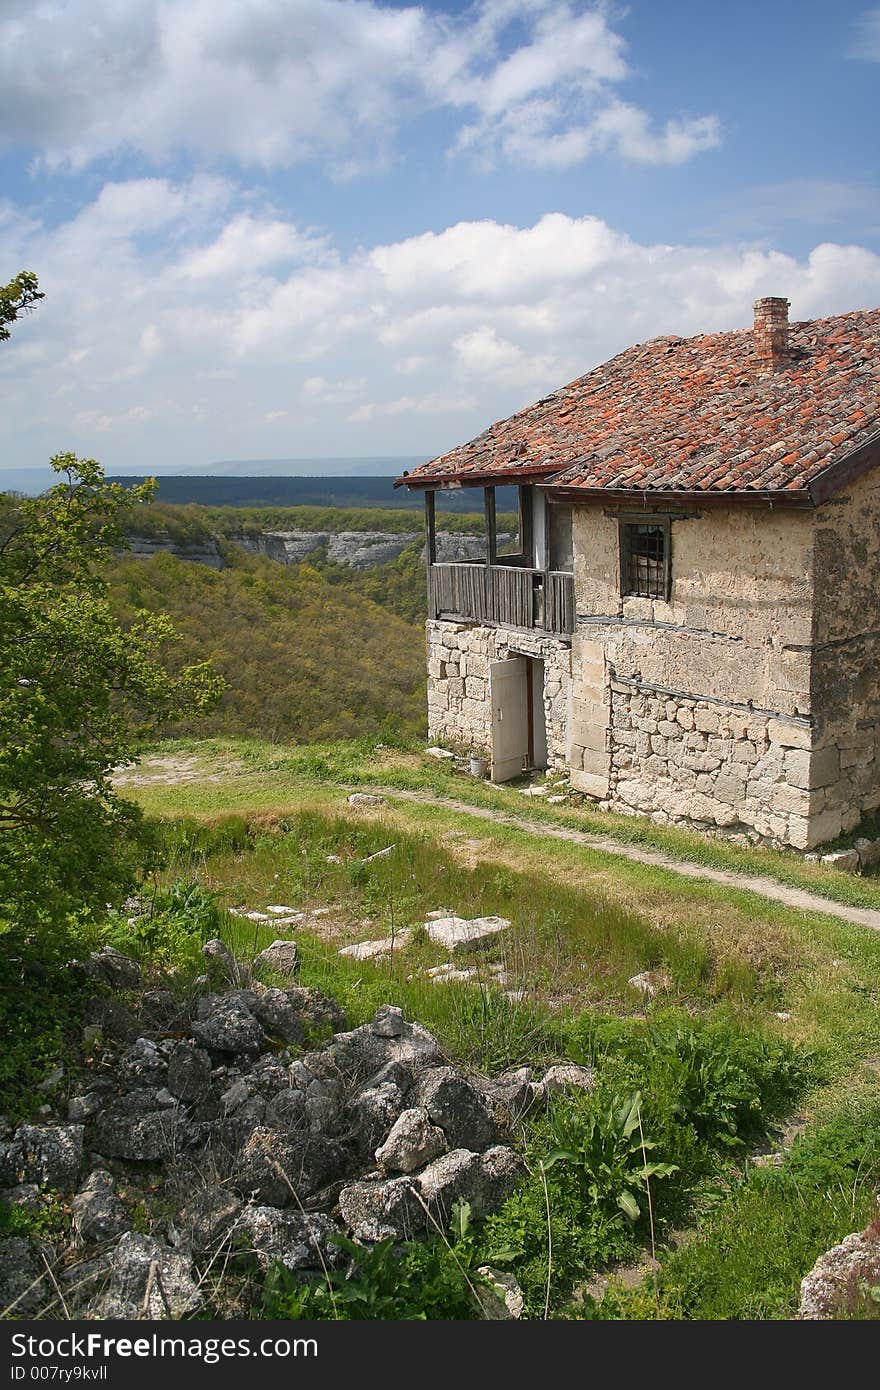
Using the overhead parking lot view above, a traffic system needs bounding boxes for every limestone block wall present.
[570,503,822,847]
[809,468,880,840]
[425,618,571,768]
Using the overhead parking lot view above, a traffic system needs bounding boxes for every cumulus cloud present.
[0,0,719,173]
[3,178,880,467]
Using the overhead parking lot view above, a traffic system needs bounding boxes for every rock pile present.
[0,944,592,1320]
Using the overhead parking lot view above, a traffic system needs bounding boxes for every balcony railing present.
[427,562,575,636]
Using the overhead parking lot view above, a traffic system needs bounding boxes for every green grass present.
[125,735,880,915]
[589,1098,880,1320]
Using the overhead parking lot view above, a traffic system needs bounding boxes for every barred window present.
[621,521,670,599]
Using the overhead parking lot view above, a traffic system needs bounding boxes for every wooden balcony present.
[427,562,575,637]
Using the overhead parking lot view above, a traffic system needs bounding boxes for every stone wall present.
[808,468,880,839]
[569,502,823,846]
[426,618,570,769]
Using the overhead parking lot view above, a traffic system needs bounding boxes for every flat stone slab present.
[425,961,508,986]
[424,915,511,948]
[339,931,412,961]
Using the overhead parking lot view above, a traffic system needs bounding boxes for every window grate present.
[622,522,669,599]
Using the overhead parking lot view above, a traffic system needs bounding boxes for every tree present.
[0,271,44,341]
[0,454,224,927]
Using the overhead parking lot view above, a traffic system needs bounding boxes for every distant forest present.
[109,474,517,511]
[109,545,428,744]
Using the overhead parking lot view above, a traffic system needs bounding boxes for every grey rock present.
[166,1043,213,1104]
[476,1067,537,1122]
[284,986,345,1033]
[0,1237,45,1315]
[93,1107,181,1162]
[539,1063,597,1096]
[0,1184,41,1211]
[479,1145,527,1208]
[799,1224,880,1319]
[2,1124,84,1192]
[72,1170,127,1242]
[68,1091,105,1123]
[346,1081,408,1161]
[415,1068,495,1150]
[820,848,861,873]
[180,1189,242,1254]
[856,837,880,869]
[253,940,300,980]
[191,996,265,1056]
[327,531,417,570]
[221,1079,252,1114]
[37,1065,64,1093]
[338,1176,425,1243]
[347,793,385,807]
[372,1005,405,1038]
[88,1232,200,1320]
[249,987,304,1045]
[416,1149,485,1225]
[328,1008,441,1081]
[200,939,234,984]
[138,989,183,1033]
[84,946,141,990]
[476,1266,524,1319]
[235,1127,346,1206]
[236,1206,344,1272]
[84,995,140,1043]
[375,1107,447,1174]
[416,1145,525,1225]
[119,1037,167,1089]
[264,1089,309,1133]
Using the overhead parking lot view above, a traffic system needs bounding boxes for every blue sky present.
[1,0,879,473]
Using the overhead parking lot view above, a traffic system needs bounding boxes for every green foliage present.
[120,501,513,541]
[617,1101,880,1320]
[103,881,223,967]
[481,1012,809,1316]
[0,922,94,1120]
[0,1192,69,1241]
[262,1205,486,1320]
[107,547,426,742]
[545,1091,678,1223]
[480,1102,640,1316]
[573,1011,812,1151]
[0,455,222,927]
[0,270,43,342]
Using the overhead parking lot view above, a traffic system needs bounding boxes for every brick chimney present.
[753,296,790,371]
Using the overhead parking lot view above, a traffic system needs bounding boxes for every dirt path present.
[357,787,880,934]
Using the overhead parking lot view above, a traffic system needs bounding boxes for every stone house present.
[396,298,880,850]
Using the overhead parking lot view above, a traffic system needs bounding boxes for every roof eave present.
[395,462,563,490]
[540,483,817,510]
[804,432,880,506]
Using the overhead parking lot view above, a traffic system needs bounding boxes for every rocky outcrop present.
[123,536,225,568]
[123,527,510,573]
[799,1220,880,1318]
[3,951,602,1319]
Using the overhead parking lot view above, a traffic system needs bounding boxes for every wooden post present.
[519,484,534,568]
[424,489,436,564]
[484,486,497,566]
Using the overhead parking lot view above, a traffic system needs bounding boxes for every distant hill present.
[107,475,515,511]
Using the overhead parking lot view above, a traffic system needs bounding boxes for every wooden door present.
[490,657,528,782]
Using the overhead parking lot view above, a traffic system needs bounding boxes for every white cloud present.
[349,391,480,423]
[3,178,880,467]
[302,376,367,404]
[850,7,880,59]
[0,1,719,173]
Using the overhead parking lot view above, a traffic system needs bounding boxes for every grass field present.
[103,734,880,1318]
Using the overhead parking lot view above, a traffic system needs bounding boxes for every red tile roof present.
[398,306,880,504]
